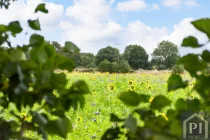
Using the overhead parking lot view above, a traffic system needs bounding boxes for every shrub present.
[172,64,184,75]
[98,60,131,73]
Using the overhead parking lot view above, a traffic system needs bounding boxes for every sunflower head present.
[77,116,83,123]
[109,84,115,91]
[128,80,133,85]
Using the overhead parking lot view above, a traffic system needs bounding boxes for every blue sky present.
[0,0,210,55]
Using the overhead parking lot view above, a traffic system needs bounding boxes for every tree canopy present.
[123,45,148,70]
[95,46,120,66]
[151,40,179,70]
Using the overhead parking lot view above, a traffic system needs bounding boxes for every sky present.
[0,0,210,56]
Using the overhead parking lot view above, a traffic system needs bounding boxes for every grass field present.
[55,71,195,140]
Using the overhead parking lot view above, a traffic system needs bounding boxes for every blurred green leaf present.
[8,21,22,36]
[28,19,41,30]
[35,3,48,13]
[69,80,90,94]
[167,74,188,92]
[187,99,200,111]
[110,114,124,122]
[118,91,141,106]
[51,73,67,89]
[178,54,206,77]
[191,18,210,39]
[55,54,75,71]
[101,127,121,140]
[30,46,48,64]
[169,120,181,137]
[182,36,200,48]
[175,98,187,110]
[0,25,8,32]
[194,74,210,99]
[63,41,80,53]
[45,117,72,138]
[151,95,171,110]
[124,114,137,133]
[201,50,210,63]
[31,112,48,126]
[29,34,44,47]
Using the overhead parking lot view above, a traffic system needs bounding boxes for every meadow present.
[53,71,195,140]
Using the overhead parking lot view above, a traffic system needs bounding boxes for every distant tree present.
[123,45,148,70]
[80,53,95,68]
[151,40,179,69]
[95,46,120,66]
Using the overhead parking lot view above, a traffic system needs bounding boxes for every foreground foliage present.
[0,3,89,139]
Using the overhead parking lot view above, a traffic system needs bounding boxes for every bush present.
[98,60,131,73]
[172,64,184,75]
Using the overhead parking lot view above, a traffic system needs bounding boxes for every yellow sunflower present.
[149,96,154,103]
[77,116,83,123]
[128,80,133,85]
[108,84,115,91]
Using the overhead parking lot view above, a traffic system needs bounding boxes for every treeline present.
[49,40,180,73]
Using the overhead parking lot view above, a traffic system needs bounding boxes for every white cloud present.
[60,0,122,53]
[109,0,115,5]
[0,0,64,46]
[116,0,147,12]
[151,4,159,10]
[162,0,199,8]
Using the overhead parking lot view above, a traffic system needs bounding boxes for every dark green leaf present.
[45,117,72,138]
[110,114,124,122]
[167,74,188,92]
[28,19,41,30]
[134,109,155,120]
[63,41,80,53]
[29,34,44,47]
[187,99,200,111]
[8,21,22,36]
[191,18,210,39]
[51,73,67,89]
[170,120,181,136]
[55,54,75,71]
[182,36,200,48]
[166,109,177,120]
[118,91,141,106]
[35,3,48,13]
[151,95,171,110]
[201,50,210,62]
[175,98,187,110]
[69,80,90,94]
[101,127,121,140]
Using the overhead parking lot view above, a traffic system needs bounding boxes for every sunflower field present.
[47,71,196,140]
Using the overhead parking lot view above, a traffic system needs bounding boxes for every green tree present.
[123,45,148,70]
[151,40,179,70]
[80,53,95,68]
[95,46,120,66]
